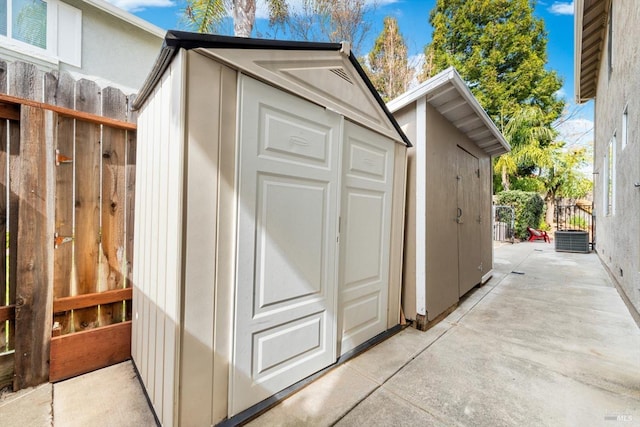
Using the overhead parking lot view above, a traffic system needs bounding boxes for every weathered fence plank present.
[46,72,76,335]
[7,120,19,356]
[126,129,136,291]
[0,116,8,355]
[14,107,55,389]
[100,87,127,326]
[8,62,43,102]
[0,60,7,94]
[73,80,101,332]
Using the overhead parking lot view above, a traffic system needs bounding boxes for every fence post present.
[13,107,56,389]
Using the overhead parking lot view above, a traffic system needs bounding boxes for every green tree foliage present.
[184,0,288,37]
[495,190,544,239]
[422,0,564,127]
[494,105,555,190]
[365,17,414,101]
[538,144,592,226]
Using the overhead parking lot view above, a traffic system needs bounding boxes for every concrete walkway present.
[1,242,639,426]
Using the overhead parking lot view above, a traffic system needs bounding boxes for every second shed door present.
[338,121,394,355]
[231,76,342,416]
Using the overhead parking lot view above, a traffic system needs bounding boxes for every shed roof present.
[574,0,608,103]
[387,67,509,156]
[134,31,411,146]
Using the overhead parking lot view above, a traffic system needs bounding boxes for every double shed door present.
[456,146,482,297]
[231,76,394,415]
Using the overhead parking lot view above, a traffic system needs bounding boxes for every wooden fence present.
[0,60,136,391]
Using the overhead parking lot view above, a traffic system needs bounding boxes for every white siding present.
[132,50,185,427]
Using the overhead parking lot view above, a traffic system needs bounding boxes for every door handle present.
[456,208,463,223]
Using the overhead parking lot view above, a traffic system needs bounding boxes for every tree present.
[495,105,555,191]
[284,0,374,55]
[184,0,288,37]
[422,0,564,127]
[365,17,414,101]
[538,144,592,226]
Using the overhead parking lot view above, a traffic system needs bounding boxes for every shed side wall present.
[424,105,459,320]
[393,104,418,321]
[132,49,185,426]
[179,51,238,426]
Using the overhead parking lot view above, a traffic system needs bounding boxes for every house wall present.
[0,0,162,91]
[63,0,163,90]
[132,49,185,427]
[592,1,640,320]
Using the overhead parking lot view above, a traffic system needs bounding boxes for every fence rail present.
[0,60,137,391]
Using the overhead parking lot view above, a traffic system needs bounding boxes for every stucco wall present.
[592,1,640,319]
[62,0,163,91]
[0,0,162,92]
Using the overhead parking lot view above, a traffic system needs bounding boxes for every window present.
[0,0,81,66]
[1,0,47,49]
[605,135,616,216]
[622,106,628,149]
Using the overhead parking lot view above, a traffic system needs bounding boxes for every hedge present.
[495,190,544,240]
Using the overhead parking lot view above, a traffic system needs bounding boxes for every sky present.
[122,0,594,150]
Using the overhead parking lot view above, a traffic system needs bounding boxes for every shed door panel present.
[231,76,341,416]
[338,121,394,355]
[457,147,482,296]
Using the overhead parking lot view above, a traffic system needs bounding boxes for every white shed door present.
[231,76,341,416]
[338,121,394,355]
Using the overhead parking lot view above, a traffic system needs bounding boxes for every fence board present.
[8,62,43,102]
[49,321,131,382]
[0,60,7,93]
[46,72,76,335]
[0,352,13,390]
[73,80,101,332]
[126,130,136,290]
[14,107,54,389]
[100,87,127,326]
[7,121,19,354]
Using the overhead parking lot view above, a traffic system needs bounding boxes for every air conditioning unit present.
[555,230,590,253]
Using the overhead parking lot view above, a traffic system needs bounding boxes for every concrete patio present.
[1,242,639,426]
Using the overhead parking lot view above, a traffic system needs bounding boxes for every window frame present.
[0,0,59,65]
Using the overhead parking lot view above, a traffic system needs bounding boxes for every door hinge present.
[54,233,73,248]
[56,149,73,166]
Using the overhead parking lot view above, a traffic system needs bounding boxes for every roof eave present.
[574,0,609,103]
[387,67,510,156]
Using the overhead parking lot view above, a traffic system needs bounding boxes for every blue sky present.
[123,0,593,146]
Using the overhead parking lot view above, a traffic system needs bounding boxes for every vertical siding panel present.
[154,72,170,413]
[180,52,219,426]
[74,79,101,332]
[212,64,238,424]
[164,55,185,427]
[140,86,153,392]
[132,105,145,367]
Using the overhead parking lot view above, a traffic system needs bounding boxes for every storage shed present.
[387,67,509,330]
[131,31,410,426]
